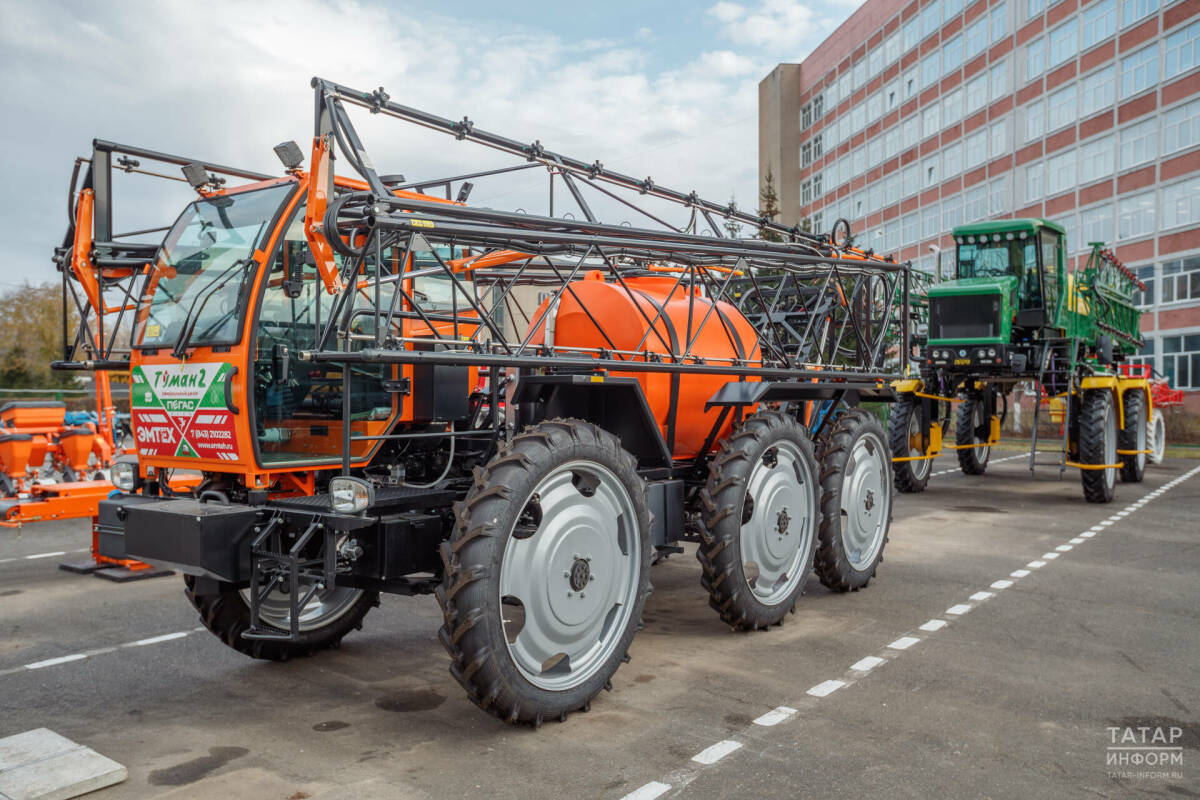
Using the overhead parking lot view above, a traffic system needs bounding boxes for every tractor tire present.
[697,411,819,630]
[1079,389,1119,504]
[814,409,893,592]
[436,418,651,726]
[184,576,377,661]
[888,395,931,493]
[1148,409,1166,465]
[955,395,991,475]
[1119,389,1147,483]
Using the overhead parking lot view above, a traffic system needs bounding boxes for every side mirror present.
[273,343,290,386]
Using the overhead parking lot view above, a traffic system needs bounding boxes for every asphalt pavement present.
[1,453,1197,799]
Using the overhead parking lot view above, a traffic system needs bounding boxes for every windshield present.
[137,183,295,348]
[956,238,1033,279]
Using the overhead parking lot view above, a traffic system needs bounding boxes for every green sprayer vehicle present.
[889,218,1153,503]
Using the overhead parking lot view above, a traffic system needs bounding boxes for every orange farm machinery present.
[60,77,913,724]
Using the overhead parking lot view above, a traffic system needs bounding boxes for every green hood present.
[927,276,1017,345]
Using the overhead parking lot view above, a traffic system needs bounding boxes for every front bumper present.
[926,344,1025,373]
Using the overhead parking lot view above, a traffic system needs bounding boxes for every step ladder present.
[243,512,336,642]
[1029,337,1080,478]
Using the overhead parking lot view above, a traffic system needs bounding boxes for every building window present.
[1163,97,1200,154]
[1121,0,1159,30]
[1081,65,1116,116]
[1079,134,1115,183]
[1026,37,1046,82]
[1083,0,1118,49]
[1118,191,1156,239]
[854,59,868,89]
[1162,176,1200,229]
[838,73,851,103]
[1164,19,1200,80]
[801,103,813,130]
[989,174,1011,214]
[903,164,920,197]
[902,115,920,150]
[867,91,883,122]
[885,220,901,251]
[886,32,902,66]
[1026,162,1045,202]
[922,205,941,239]
[801,179,813,204]
[1161,256,1200,304]
[923,0,942,39]
[801,141,813,168]
[1133,265,1155,307]
[854,193,865,219]
[904,67,920,99]
[966,73,988,114]
[966,17,988,59]
[852,104,866,132]
[942,88,964,127]
[813,173,824,197]
[1025,98,1046,142]
[885,173,900,206]
[924,155,940,186]
[839,115,852,144]
[922,51,940,88]
[942,194,964,229]
[1129,337,1155,370]
[992,2,1009,42]
[1053,213,1078,252]
[944,0,963,21]
[1049,19,1078,68]
[1119,117,1158,169]
[868,138,883,167]
[885,80,900,112]
[885,128,901,160]
[1120,45,1158,98]
[868,183,884,213]
[903,213,920,245]
[990,120,1008,159]
[1161,333,1200,389]
[1080,203,1115,245]
[1047,84,1077,132]
[869,49,884,79]
[990,59,1009,100]
[922,105,940,139]
[943,35,964,74]
[904,18,920,52]
[1027,0,1045,20]
[966,130,988,168]
[1046,149,1077,195]
[813,93,825,120]
[853,146,866,176]
[965,184,988,220]
[944,142,964,176]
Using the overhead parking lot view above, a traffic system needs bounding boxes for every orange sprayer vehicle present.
[67,77,911,726]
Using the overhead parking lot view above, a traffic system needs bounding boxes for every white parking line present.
[990,580,1013,590]
[851,655,888,671]
[919,619,947,632]
[691,740,742,765]
[24,654,87,670]
[806,679,846,697]
[946,603,973,615]
[1010,569,1031,578]
[0,548,88,565]
[752,706,798,727]
[969,591,994,601]
[887,636,920,651]
[620,781,671,800]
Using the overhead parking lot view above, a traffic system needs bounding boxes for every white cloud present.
[0,0,852,285]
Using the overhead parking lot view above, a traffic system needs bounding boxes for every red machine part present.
[1118,363,1184,407]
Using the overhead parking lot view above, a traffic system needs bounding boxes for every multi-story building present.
[760,0,1200,409]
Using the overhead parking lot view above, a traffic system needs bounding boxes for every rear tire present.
[697,411,819,630]
[1118,390,1147,483]
[436,419,651,726]
[955,395,991,475]
[888,395,931,493]
[1148,409,1166,465]
[1079,389,1118,503]
[184,577,377,661]
[814,409,892,592]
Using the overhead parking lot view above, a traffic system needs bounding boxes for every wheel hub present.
[775,508,791,536]
[568,557,591,591]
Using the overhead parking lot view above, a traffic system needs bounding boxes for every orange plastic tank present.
[527,272,760,460]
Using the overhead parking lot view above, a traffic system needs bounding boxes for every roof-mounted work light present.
[273,141,304,171]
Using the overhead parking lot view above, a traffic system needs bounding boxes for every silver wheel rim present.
[840,431,890,571]
[1151,412,1165,463]
[738,440,815,606]
[1102,400,1117,491]
[499,460,640,692]
[907,408,930,481]
[973,402,990,464]
[241,584,363,633]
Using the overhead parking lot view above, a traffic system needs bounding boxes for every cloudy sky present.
[0,0,860,289]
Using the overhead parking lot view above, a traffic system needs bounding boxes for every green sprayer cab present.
[925,219,1143,374]
[891,218,1154,505]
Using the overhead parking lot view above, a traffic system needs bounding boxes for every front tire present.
[184,577,377,661]
[888,395,931,493]
[1079,389,1118,503]
[814,409,893,592]
[1118,390,1147,483]
[955,394,991,475]
[436,419,651,726]
[697,411,819,630]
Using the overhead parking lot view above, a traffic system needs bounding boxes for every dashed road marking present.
[620,781,672,800]
[0,548,88,566]
[946,603,973,615]
[1011,569,1031,578]
[990,579,1013,590]
[888,636,920,651]
[807,679,846,697]
[752,706,797,727]
[1027,560,1047,568]
[690,740,742,765]
[919,619,947,632]
[24,654,87,670]
[969,591,994,601]
[851,655,887,671]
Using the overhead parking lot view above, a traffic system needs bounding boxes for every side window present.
[1040,230,1061,314]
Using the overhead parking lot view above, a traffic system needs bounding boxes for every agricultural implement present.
[60,77,912,724]
[890,220,1153,503]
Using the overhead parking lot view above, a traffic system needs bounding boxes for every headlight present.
[988,348,997,357]
[111,460,139,492]
[330,476,373,514]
